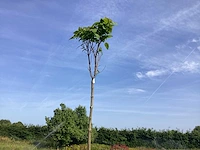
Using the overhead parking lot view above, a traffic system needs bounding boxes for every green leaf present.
[91,29,97,33]
[104,42,109,50]
[103,17,109,24]
[98,47,102,52]
[94,33,100,39]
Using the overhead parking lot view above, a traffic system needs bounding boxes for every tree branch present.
[94,42,101,78]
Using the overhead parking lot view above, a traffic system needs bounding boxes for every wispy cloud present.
[127,88,146,94]
[172,61,200,73]
[0,7,40,19]
[96,108,190,117]
[0,28,48,47]
[110,1,200,63]
[135,37,200,79]
[159,1,200,31]
[146,70,168,78]
[192,38,200,43]
[136,60,200,79]
[136,72,146,79]
[75,0,120,21]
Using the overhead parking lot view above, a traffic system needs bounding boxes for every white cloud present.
[136,60,200,79]
[127,88,146,94]
[172,61,200,73]
[136,69,168,79]
[136,59,200,79]
[182,61,200,72]
[146,69,167,78]
[135,36,200,80]
[192,38,199,43]
[136,72,145,79]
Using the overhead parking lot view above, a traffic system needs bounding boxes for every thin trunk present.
[87,78,95,150]
[87,42,99,150]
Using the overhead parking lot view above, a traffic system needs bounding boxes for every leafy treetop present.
[70,17,116,51]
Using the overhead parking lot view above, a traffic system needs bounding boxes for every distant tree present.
[26,124,48,140]
[12,121,24,127]
[193,126,200,133]
[45,103,88,148]
[190,126,200,148]
[0,119,11,137]
[0,119,11,125]
[8,121,31,140]
[70,17,116,150]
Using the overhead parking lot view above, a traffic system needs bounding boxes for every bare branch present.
[87,52,93,78]
[93,42,101,77]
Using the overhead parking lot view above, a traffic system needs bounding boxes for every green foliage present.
[0,120,11,137]
[0,119,11,126]
[70,17,115,43]
[104,42,109,50]
[45,103,88,148]
[0,118,200,149]
[70,17,115,57]
[9,122,30,140]
[95,127,200,149]
[0,120,31,140]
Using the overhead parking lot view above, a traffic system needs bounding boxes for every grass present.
[0,137,154,150]
[0,136,32,150]
[0,137,199,150]
[0,136,51,150]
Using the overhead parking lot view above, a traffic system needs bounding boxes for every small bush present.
[110,144,129,150]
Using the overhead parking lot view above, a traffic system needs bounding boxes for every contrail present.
[144,48,196,103]
[143,1,200,103]
[144,1,200,40]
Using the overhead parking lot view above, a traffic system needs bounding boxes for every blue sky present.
[0,0,200,131]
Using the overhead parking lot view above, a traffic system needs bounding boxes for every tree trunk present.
[87,78,95,150]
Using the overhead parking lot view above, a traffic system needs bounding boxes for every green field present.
[1,136,200,150]
[0,136,157,150]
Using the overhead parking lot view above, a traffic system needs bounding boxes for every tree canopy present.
[70,17,115,50]
[45,103,88,148]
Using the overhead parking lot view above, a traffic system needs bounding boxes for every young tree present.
[70,17,116,150]
[45,103,88,148]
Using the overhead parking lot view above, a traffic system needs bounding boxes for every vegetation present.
[45,103,89,148]
[94,127,200,149]
[0,104,199,149]
[0,138,155,150]
[70,17,116,150]
[0,136,54,150]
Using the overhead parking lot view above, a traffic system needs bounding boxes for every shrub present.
[110,144,129,150]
